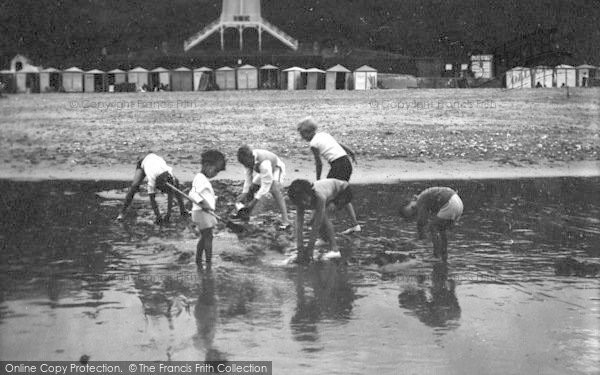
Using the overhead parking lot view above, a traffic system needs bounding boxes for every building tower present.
[184,0,298,52]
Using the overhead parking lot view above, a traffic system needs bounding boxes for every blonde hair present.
[297,116,318,132]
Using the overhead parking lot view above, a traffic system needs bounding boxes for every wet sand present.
[2,158,598,183]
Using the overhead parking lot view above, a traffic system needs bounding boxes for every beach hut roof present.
[260,64,279,70]
[509,66,527,70]
[0,69,13,74]
[174,67,191,72]
[306,68,325,73]
[216,66,234,71]
[64,67,84,73]
[354,65,377,72]
[576,64,597,69]
[238,64,256,70]
[194,67,213,72]
[108,69,126,74]
[86,69,105,74]
[17,65,40,73]
[151,67,169,73]
[129,66,148,72]
[41,67,60,73]
[326,64,350,73]
[283,66,306,72]
[555,64,574,69]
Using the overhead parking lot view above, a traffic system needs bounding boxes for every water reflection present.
[398,263,460,330]
[291,263,355,347]
[193,269,226,361]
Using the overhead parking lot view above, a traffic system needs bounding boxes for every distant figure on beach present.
[297,116,361,235]
[116,153,188,224]
[288,178,354,263]
[399,187,463,261]
[189,150,226,267]
[236,145,291,230]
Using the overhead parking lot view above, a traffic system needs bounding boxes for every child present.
[297,117,361,235]
[287,178,353,263]
[116,152,188,224]
[189,150,226,267]
[399,187,463,261]
[236,145,291,230]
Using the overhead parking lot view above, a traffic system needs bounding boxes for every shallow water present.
[0,178,598,374]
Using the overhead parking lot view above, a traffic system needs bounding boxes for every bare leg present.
[196,238,203,266]
[344,203,359,227]
[321,215,337,252]
[172,177,188,215]
[271,182,290,224]
[202,228,213,264]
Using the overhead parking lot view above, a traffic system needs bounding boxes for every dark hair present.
[201,150,226,170]
[287,179,314,206]
[237,145,253,164]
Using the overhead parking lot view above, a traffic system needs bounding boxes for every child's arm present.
[117,168,145,219]
[340,143,357,164]
[247,160,273,210]
[296,207,305,254]
[416,205,428,240]
[238,167,254,201]
[307,195,326,251]
[311,147,323,180]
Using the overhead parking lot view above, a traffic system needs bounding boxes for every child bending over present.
[400,187,463,261]
[288,178,353,263]
[117,153,188,224]
[236,145,291,230]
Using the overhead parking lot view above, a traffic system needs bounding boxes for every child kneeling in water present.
[189,150,226,267]
[287,178,353,263]
[400,187,463,262]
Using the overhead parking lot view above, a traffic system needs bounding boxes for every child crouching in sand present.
[400,187,463,261]
[189,150,226,267]
[288,178,353,263]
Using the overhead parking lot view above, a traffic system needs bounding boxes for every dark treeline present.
[1,0,598,67]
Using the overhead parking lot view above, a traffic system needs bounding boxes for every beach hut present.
[215,66,236,90]
[15,65,40,93]
[353,65,378,90]
[576,64,597,87]
[259,64,280,89]
[326,64,351,90]
[150,67,171,91]
[554,64,576,87]
[283,67,305,90]
[0,69,16,93]
[532,66,553,88]
[127,67,149,91]
[505,66,531,89]
[84,69,107,92]
[194,67,214,91]
[62,67,84,92]
[40,68,61,92]
[170,67,193,91]
[107,69,127,85]
[306,68,326,90]
[236,64,258,90]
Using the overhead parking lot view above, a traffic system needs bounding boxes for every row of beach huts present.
[0,63,379,93]
[505,64,598,89]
